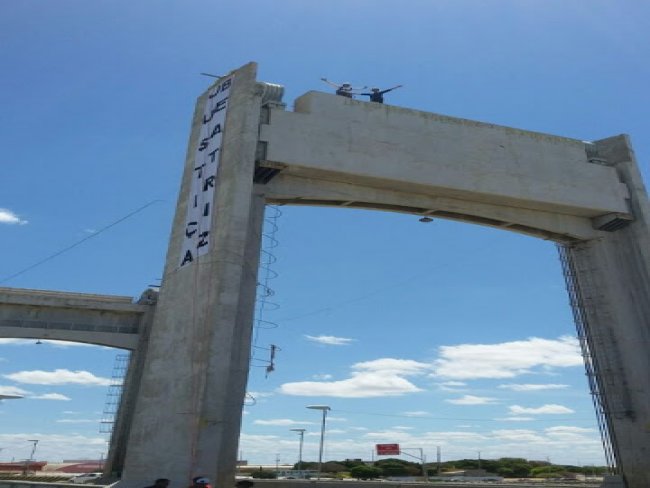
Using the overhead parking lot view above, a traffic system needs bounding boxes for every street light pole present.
[307,405,331,480]
[25,440,38,474]
[290,428,306,474]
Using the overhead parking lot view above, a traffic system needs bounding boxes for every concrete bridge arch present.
[2,63,648,488]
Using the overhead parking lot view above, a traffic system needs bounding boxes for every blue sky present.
[1,0,649,469]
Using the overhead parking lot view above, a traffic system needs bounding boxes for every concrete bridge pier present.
[565,135,650,488]
[117,63,268,488]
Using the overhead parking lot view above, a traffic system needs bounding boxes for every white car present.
[69,473,103,484]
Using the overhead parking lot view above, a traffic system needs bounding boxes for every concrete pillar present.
[104,289,158,478]
[567,135,650,488]
[119,63,267,488]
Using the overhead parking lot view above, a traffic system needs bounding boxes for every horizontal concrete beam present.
[263,174,601,242]
[260,92,631,219]
[0,287,150,350]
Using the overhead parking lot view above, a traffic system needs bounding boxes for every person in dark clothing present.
[190,477,211,488]
[144,479,169,488]
[320,78,366,98]
[359,85,403,103]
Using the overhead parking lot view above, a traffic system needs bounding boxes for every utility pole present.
[290,428,306,474]
[436,446,441,476]
[400,447,427,481]
[25,440,38,475]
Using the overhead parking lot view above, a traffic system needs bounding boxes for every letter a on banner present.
[178,76,234,268]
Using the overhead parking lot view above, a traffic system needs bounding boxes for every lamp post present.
[25,440,38,475]
[307,405,330,480]
[290,428,306,474]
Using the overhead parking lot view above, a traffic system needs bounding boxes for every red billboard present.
[376,443,400,456]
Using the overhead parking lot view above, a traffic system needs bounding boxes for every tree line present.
[244,457,608,479]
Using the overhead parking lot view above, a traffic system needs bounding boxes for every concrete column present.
[104,289,158,478]
[119,63,266,488]
[567,135,650,488]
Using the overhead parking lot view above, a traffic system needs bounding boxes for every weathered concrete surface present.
[260,92,630,220]
[564,136,650,488]
[103,290,158,476]
[118,63,267,488]
[0,287,149,349]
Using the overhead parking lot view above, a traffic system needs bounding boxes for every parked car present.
[69,473,103,484]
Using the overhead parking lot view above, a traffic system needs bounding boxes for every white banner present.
[179,76,233,268]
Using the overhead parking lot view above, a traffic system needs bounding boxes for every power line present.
[0,200,164,285]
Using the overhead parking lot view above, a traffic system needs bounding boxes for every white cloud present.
[353,358,430,375]
[247,391,274,399]
[1,385,30,395]
[279,373,422,398]
[495,417,535,422]
[0,385,30,396]
[545,426,595,438]
[437,380,467,392]
[402,411,429,417]
[253,419,314,426]
[4,369,112,386]
[446,395,498,405]
[432,336,582,380]
[546,425,593,434]
[491,429,545,443]
[0,433,106,462]
[312,374,333,380]
[509,404,575,415]
[56,419,100,423]
[304,335,355,346]
[279,357,428,398]
[0,208,28,225]
[32,393,71,401]
[498,383,569,391]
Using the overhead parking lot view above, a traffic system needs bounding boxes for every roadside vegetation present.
[240,457,608,480]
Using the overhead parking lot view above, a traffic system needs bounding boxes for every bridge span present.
[0,287,156,349]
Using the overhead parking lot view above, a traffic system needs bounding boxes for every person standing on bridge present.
[359,85,403,104]
[320,78,366,98]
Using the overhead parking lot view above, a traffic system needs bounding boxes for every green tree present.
[375,458,422,476]
[250,471,276,479]
[509,462,532,478]
[322,462,347,473]
[531,465,564,477]
[497,467,514,477]
[378,462,409,477]
[350,466,382,480]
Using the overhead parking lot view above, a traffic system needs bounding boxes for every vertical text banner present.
[179,76,233,268]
